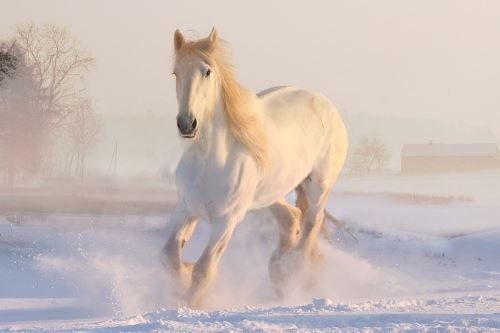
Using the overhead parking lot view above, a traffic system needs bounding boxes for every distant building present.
[401,142,500,174]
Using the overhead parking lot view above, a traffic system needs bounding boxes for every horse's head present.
[172,28,219,139]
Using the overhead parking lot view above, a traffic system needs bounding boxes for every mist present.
[2,1,500,330]
[2,0,499,177]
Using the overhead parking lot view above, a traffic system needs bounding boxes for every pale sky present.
[1,0,499,173]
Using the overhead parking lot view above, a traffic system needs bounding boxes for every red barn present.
[401,142,500,174]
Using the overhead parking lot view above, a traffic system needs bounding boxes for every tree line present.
[347,135,391,175]
[0,23,100,186]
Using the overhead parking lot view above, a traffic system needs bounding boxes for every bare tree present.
[14,23,95,134]
[65,99,100,182]
[0,23,96,185]
[349,135,391,175]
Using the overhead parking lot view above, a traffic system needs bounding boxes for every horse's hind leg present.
[298,178,329,266]
[268,198,302,294]
[299,151,345,266]
[270,198,302,254]
[296,184,309,217]
[162,206,198,290]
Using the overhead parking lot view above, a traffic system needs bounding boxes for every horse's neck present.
[190,100,232,162]
[191,86,260,164]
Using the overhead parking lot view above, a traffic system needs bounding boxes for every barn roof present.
[402,143,499,157]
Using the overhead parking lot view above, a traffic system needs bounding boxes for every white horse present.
[163,28,348,307]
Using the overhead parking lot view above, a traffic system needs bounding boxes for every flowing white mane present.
[175,37,268,166]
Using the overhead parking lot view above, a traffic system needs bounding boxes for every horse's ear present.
[199,27,218,53]
[174,29,185,52]
[208,27,218,44]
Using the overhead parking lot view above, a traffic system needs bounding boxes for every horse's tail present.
[324,210,358,242]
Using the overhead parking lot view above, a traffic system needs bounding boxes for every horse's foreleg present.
[162,206,198,290]
[185,215,237,308]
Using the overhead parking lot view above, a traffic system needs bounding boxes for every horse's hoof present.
[308,246,326,268]
[184,285,208,309]
[269,246,325,297]
[268,249,303,296]
[164,261,195,295]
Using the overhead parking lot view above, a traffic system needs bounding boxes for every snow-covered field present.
[1,171,500,332]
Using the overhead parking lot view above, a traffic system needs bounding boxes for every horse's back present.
[257,86,292,98]
[251,85,348,208]
[258,85,343,141]
[258,86,337,119]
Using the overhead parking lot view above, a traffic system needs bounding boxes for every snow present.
[1,172,500,332]
[3,296,500,332]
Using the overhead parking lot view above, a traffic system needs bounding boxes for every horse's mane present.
[175,38,268,167]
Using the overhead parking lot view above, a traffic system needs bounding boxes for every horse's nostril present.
[177,114,196,136]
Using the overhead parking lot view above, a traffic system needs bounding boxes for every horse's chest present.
[176,154,255,219]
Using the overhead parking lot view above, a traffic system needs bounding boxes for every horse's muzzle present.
[177,114,198,138]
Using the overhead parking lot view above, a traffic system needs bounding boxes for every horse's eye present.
[205,69,212,78]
